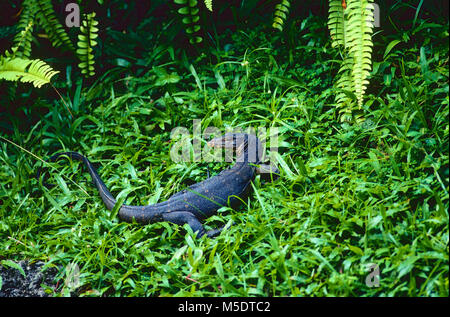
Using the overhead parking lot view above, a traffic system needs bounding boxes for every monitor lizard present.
[37,133,279,237]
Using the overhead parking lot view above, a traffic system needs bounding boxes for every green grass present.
[0,4,448,297]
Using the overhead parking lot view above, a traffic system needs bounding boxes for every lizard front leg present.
[256,162,280,182]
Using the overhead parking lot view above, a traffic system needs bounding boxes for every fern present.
[12,0,37,58]
[174,0,203,45]
[347,0,374,107]
[272,0,291,31]
[12,22,34,59]
[76,12,99,77]
[204,0,213,11]
[0,56,59,88]
[328,0,374,109]
[35,0,75,51]
[328,0,347,48]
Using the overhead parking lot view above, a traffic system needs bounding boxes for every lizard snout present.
[207,135,226,148]
[207,139,217,148]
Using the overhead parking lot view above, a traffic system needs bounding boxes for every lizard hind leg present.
[161,211,223,238]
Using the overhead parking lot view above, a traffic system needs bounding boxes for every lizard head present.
[207,133,262,163]
[207,133,239,149]
[208,134,280,180]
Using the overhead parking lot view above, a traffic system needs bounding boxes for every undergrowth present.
[0,1,448,297]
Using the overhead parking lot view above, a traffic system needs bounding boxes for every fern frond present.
[12,0,37,58]
[204,0,213,11]
[328,0,374,109]
[0,56,59,88]
[272,0,291,31]
[174,0,203,45]
[76,12,99,77]
[35,0,75,51]
[328,0,347,47]
[335,57,355,104]
[12,22,34,59]
[346,0,374,107]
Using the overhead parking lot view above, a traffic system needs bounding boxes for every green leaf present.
[214,255,224,280]
[189,36,203,44]
[383,40,402,59]
[347,245,364,256]
[189,64,203,91]
[272,23,283,31]
[397,256,419,278]
[178,7,190,15]
[368,151,381,174]
[1,260,26,278]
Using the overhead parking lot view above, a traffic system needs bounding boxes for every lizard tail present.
[37,152,164,224]
[37,152,118,210]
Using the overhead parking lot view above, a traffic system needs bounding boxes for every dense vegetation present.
[0,0,448,296]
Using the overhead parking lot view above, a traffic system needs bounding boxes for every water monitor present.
[37,133,279,237]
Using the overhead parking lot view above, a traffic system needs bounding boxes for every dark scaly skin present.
[38,134,278,237]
